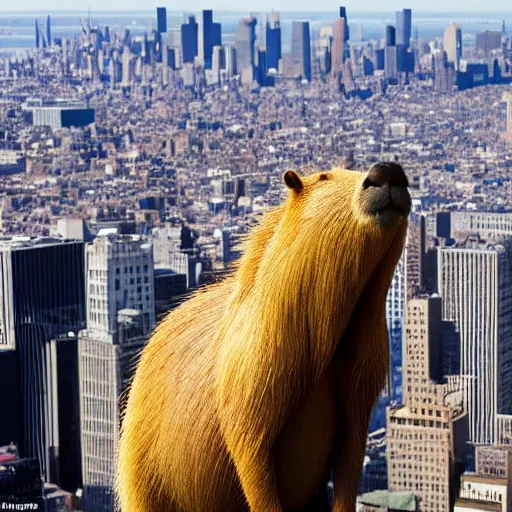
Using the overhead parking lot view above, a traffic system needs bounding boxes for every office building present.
[22,98,94,131]
[444,23,462,71]
[438,239,512,445]
[181,16,198,64]
[387,297,467,512]
[154,269,187,320]
[385,46,398,79]
[202,10,221,69]
[385,251,406,401]
[79,234,155,512]
[339,6,349,41]
[235,17,257,76]
[0,239,86,484]
[164,29,182,68]
[212,45,225,83]
[46,15,52,47]
[396,9,412,47]
[53,334,83,493]
[225,45,237,76]
[433,50,456,92]
[266,12,281,70]
[454,445,512,511]
[0,150,25,176]
[331,18,346,74]
[35,18,40,49]
[384,25,398,79]
[291,21,311,81]
[449,212,512,240]
[476,31,502,55]
[122,47,132,84]
[0,446,44,508]
[156,7,167,36]
[386,25,396,47]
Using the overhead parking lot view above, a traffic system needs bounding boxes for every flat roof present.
[461,473,507,486]
[455,498,502,511]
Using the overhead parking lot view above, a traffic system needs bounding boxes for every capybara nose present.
[363,162,409,189]
[359,162,411,220]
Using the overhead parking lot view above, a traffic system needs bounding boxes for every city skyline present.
[5,2,512,12]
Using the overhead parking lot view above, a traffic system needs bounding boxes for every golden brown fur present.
[116,167,408,512]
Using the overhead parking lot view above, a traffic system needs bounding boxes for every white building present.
[456,475,507,511]
[79,234,155,512]
[385,249,406,399]
[438,240,512,445]
[451,212,512,240]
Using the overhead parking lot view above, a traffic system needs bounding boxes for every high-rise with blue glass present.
[181,16,198,64]
[0,239,86,485]
[396,8,412,47]
[291,21,311,81]
[46,15,51,47]
[235,17,257,75]
[156,7,167,36]
[202,10,222,69]
[265,12,281,71]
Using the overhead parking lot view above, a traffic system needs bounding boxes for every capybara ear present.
[283,170,303,193]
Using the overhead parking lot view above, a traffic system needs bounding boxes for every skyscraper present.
[443,23,462,71]
[35,18,40,49]
[46,15,52,47]
[181,16,199,64]
[266,12,281,71]
[433,50,456,92]
[225,45,237,76]
[385,26,398,79]
[438,239,512,445]
[212,45,225,83]
[235,17,257,76]
[386,25,396,47]
[396,9,412,47]
[79,234,155,512]
[256,48,269,85]
[476,30,502,55]
[156,7,167,36]
[166,29,182,68]
[0,239,86,483]
[339,6,349,41]
[385,252,406,401]
[202,10,214,69]
[291,21,311,81]
[122,47,132,85]
[385,47,398,79]
[387,297,467,512]
[331,18,346,74]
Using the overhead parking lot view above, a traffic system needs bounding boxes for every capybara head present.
[235,162,410,371]
[278,161,410,270]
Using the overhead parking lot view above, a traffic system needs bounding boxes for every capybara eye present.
[319,174,329,181]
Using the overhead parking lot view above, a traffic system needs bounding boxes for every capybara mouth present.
[359,162,411,222]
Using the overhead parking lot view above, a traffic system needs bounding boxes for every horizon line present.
[3,8,512,13]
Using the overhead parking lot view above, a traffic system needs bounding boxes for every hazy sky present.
[5,0,512,12]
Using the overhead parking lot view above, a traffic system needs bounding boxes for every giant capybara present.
[116,162,411,512]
